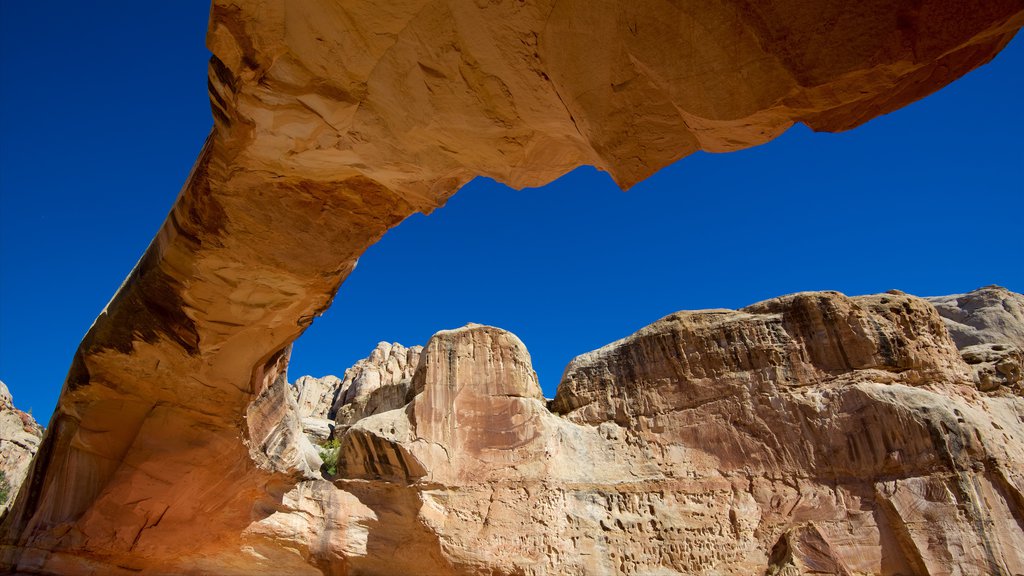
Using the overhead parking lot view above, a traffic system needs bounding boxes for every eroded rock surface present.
[232,288,1024,576]
[333,342,422,432]
[3,0,1023,573]
[289,342,422,443]
[927,285,1024,348]
[0,382,42,516]
[927,286,1024,394]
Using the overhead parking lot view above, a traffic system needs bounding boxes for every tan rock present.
[333,342,422,431]
[339,324,602,485]
[927,285,1024,348]
[3,0,1023,572]
[292,374,342,420]
[0,381,42,515]
[928,286,1024,394]
[288,342,422,442]
[553,290,969,425]
[10,286,1024,574]
[319,291,1024,575]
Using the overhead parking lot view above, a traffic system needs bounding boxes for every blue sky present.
[1,3,1021,422]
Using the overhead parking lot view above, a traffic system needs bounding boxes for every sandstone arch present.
[2,1,1022,572]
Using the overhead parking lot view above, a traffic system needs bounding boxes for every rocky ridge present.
[252,287,1024,575]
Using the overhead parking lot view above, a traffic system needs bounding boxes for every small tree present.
[0,470,11,505]
[317,438,341,477]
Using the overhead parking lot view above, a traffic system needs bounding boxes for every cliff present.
[218,287,1024,574]
[2,287,1023,573]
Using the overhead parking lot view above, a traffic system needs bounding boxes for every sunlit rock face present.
[289,342,422,442]
[927,286,1024,393]
[333,342,422,432]
[0,382,42,516]
[1,0,1022,572]
[3,287,1024,574]
[240,288,1024,576]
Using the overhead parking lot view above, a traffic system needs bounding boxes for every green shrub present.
[317,438,341,477]
[0,470,10,505]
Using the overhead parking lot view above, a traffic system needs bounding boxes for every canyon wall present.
[5,287,1022,574]
[201,287,1024,574]
[2,0,1023,573]
[241,293,1024,575]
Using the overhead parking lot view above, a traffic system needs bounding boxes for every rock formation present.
[332,342,423,433]
[293,374,342,421]
[258,288,1024,575]
[928,286,1024,393]
[0,382,42,516]
[2,0,1023,573]
[3,286,1024,573]
[292,374,344,442]
[290,342,422,442]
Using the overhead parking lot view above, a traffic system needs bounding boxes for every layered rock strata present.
[3,0,1023,572]
[256,288,1024,575]
[2,288,1024,573]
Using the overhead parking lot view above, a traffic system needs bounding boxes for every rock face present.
[3,0,1023,572]
[927,286,1024,393]
[242,288,1024,575]
[927,286,1024,348]
[289,342,422,442]
[292,374,344,442]
[292,374,343,421]
[332,342,422,432]
[3,284,1024,574]
[547,290,1024,575]
[0,382,42,516]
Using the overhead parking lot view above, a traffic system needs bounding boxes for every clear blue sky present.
[1,3,1021,422]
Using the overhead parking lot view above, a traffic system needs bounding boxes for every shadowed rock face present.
[1,0,1022,572]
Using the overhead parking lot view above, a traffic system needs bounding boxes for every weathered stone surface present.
[551,290,969,423]
[247,367,323,479]
[333,342,422,431]
[337,324,626,488]
[3,0,1023,572]
[7,284,1024,574]
[0,382,42,516]
[268,289,1024,575]
[292,374,342,420]
[928,286,1024,394]
[927,285,1024,348]
[289,342,422,436]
